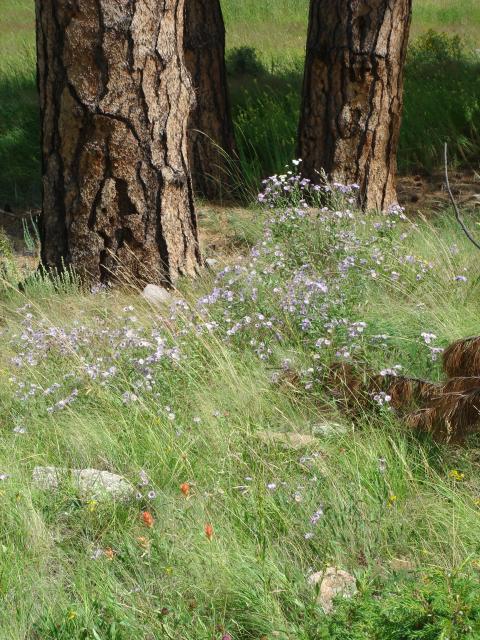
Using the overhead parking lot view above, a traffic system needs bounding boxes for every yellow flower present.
[66,610,77,621]
[87,500,97,512]
[387,494,398,507]
[448,469,465,481]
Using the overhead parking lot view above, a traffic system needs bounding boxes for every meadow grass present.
[1,174,480,638]
[1,0,479,207]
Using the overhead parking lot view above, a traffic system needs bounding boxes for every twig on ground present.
[444,143,480,251]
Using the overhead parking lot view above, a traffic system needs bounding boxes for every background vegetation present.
[1,0,479,206]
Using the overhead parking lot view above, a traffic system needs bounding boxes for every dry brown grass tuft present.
[407,388,480,443]
[326,362,366,406]
[371,375,440,411]
[325,346,480,444]
[443,337,480,378]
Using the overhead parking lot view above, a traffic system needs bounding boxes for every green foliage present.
[400,31,480,172]
[1,2,479,205]
[317,570,480,639]
[1,173,480,637]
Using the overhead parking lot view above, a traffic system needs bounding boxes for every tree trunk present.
[298,0,412,211]
[184,0,236,200]
[36,0,201,286]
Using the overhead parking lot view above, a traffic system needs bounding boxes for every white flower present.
[13,426,26,434]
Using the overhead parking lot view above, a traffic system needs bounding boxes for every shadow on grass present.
[227,32,480,192]
[0,32,478,211]
[0,69,40,210]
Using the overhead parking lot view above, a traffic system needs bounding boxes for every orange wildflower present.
[141,510,155,528]
[204,523,214,540]
[104,547,115,560]
[180,482,191,496]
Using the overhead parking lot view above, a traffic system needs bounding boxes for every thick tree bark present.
[184,0,236,200]
[36,0,201,286]
[298,0,412,211]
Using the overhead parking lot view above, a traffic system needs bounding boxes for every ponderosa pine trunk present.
[298,0,412,211]
[36,0,201,285]
[184,0,236,200]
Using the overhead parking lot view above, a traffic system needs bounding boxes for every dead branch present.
[444,143,480,251]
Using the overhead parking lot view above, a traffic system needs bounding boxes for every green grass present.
[2,177,480,637]
[0,0,479,207]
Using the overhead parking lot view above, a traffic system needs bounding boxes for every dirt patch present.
[397,170,479,213]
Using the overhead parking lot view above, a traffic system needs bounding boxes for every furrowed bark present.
[298,0,412,211]
[36,0,201,285]
[184,0,236,200]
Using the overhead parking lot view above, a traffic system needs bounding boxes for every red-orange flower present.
[180,482,191,496]
[204,523,214,540]
[141,510,154,528]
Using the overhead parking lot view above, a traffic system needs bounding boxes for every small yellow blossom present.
[66,610,77,621]
[448,469,465,481]
[387,494,398,507]
[86,500,97,512]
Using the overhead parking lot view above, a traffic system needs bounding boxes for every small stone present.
[311,422,347,437]
[141,284,173,307]
[390,557,414,572]
[309,567,357,614]
[256,430,318,450]
[32,466,135,502]
[205,258,218,269]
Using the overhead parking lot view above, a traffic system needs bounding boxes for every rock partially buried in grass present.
[390,557,415,572]
[32,467,135,502]
[141,284,174,307]
[309,567,357,614]
[255,430,318,450]
[205,257,218,269]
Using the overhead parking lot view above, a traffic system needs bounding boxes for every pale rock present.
[255,430,318,450]
[309,567,357,613]
[205,258,218,269]
[390,557,415,572]
[141,283,173,307]
[32,466,135,501]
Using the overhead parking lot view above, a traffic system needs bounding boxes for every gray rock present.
[205,258,219,269]
[256,430,318,450]
[311,422,347,437]
[309,567,357,613]
[141,284,173,307]
[32,466,135,501]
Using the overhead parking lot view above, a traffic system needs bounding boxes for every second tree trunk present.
[184,0,236,200]
[298,0,412,211]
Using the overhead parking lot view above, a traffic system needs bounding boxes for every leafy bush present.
[226,46,265,77]
[320,570,480,639]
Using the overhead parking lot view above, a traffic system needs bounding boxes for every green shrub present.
[319,570,480,639]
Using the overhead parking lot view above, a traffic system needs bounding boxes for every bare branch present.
[444,143,480,251]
